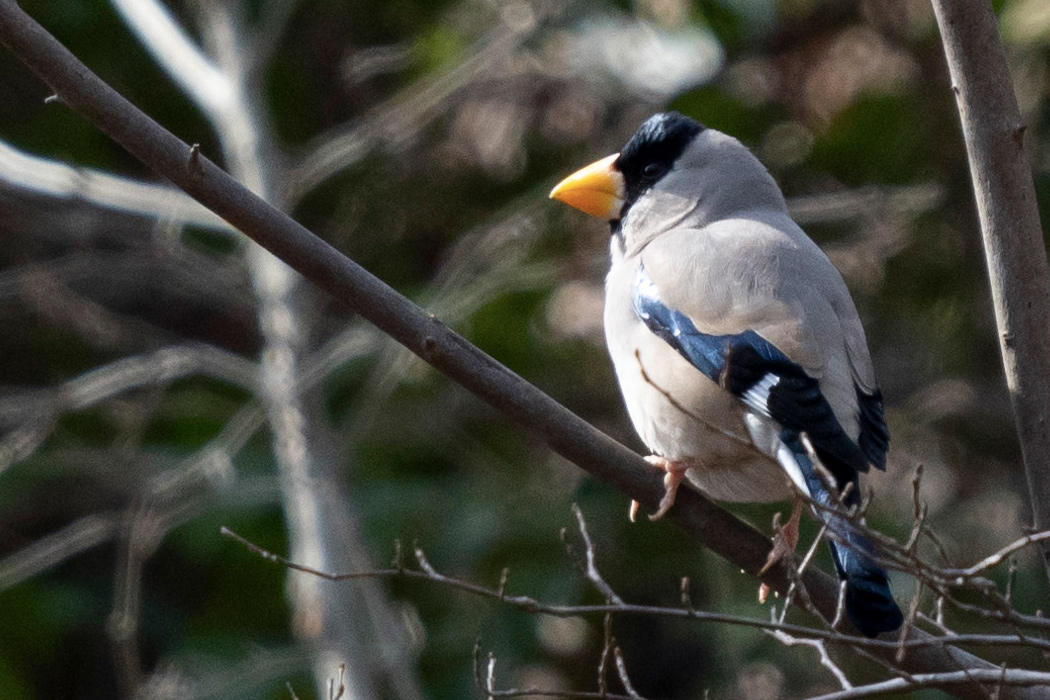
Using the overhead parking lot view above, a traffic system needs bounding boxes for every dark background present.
[0,0,1048,698]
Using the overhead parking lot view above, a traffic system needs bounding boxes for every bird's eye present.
[642,162,667,179]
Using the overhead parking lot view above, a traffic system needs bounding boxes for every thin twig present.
[218,526,1050,653]
[329,664,346,700]
[940,532,1050,580]
[634,349,763,453]
[486,653,496,700]
[776,519,828,626]
[598,613,612,697]
[769,629,852,690]
[570,503,623,605]
[612,645,647,700]
[806,669,1050,700]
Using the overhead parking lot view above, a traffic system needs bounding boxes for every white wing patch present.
[742,372,779,418]
[743,412,809,496]
[775,440,810,496]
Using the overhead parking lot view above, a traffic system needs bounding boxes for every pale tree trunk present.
[104,1,423,696]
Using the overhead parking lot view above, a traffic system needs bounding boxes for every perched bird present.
[549,112,903,637]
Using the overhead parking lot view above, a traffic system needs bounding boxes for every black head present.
[615,112,705,213]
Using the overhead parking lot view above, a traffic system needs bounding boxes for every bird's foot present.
[758,496,804,604]
[629,456,692,522]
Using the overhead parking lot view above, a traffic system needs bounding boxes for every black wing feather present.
[723,344,871,487]
[856,386,889,471]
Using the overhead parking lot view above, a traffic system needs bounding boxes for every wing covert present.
[633,264,873,484]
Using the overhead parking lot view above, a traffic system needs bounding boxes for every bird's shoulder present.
[634,221,821,372]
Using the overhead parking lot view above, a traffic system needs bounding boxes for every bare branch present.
[219,526,1050,655]
[769,629,852,691]
[486,653,496,700]
[806,670,1050,700]
[612,645,647,700]
[598,613,612,697]
[0,513,121,591]
[941,532,1050,581]
[329,664,346,700]
[569,503,623,605]
[931,0,1050,582]
[109,0,234,121]
[0,343,257,476]
[0,136,232,230]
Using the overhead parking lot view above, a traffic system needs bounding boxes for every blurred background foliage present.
[0,0,1048,698]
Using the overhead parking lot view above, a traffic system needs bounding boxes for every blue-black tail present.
[780,431,903,637]
[827,524,904,637]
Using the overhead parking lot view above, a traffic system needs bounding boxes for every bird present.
[548,112,903,638]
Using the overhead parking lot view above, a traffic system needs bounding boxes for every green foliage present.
[814,94,933,185]
[673,85,775,142]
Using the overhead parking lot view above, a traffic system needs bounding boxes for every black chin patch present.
[616,112,704,215]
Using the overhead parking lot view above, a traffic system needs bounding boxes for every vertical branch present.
[930,0,1050,580]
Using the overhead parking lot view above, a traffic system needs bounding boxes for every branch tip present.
[188,143,202,171]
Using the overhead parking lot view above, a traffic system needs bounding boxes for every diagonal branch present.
[0,4,1043,698]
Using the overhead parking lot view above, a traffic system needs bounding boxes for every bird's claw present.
[758,498,803,603]
[628,456,690,522]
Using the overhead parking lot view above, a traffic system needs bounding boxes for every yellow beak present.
[549,153,625,220]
